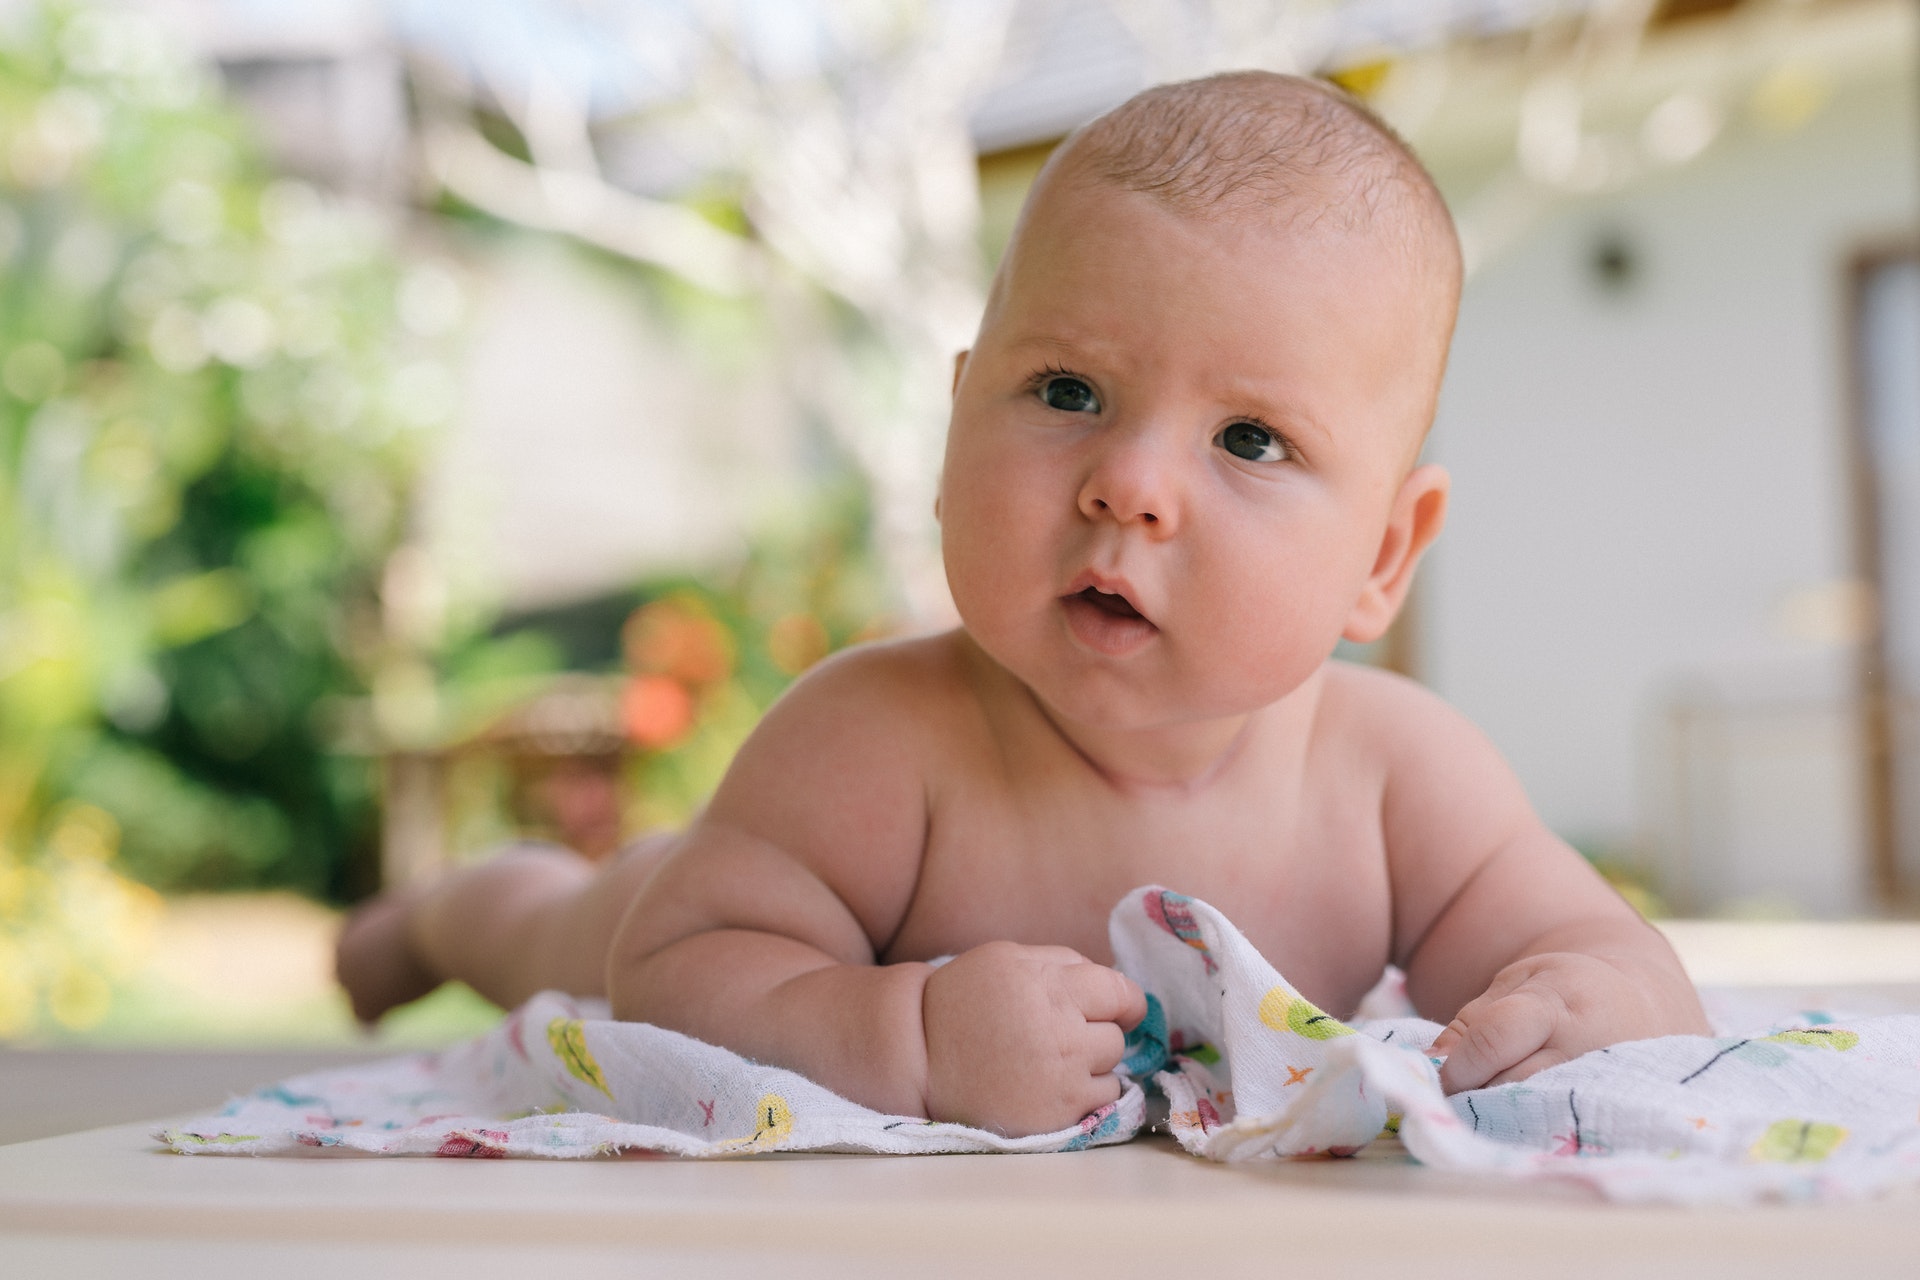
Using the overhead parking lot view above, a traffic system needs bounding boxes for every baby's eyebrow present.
[1202,373,1327,435]
[1002,330,1125,365]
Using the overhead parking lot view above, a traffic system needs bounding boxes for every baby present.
[338,71,1708,1138]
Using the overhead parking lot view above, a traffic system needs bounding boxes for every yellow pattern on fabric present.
[1765,1028,1861,1052]
[547,1018,614,1098]
[1257,987,1356,1040]
[718,1093,795,1151]
[1749,1119,1848,1162]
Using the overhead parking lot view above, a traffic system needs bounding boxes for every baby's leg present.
[335,833,676,1023]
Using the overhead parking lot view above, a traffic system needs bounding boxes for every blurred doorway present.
[1854,247,1920,907]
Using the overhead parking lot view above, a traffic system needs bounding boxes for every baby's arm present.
[1376,676,1709,1092]
[604,644,1143,1135]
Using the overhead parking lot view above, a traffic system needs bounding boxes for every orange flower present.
[623,599,734,686]
[621,675,694,749]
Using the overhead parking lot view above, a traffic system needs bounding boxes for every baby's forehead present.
[1039,166,1386,256]
[1013,72,1461,302]
[994,166,1450,339]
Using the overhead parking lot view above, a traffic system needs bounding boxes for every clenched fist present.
[921,941,1147,1137]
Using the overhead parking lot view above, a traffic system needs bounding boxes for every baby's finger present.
[1062,963,1148,1030]
[1438,993,1554,1093]
[1073,1018,1128,1076]
[1430,989,1500,1058]
[1069,1065,1126,1123]
[1484,1045,1573,1088]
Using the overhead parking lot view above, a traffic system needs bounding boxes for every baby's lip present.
[1061,571,1152,626]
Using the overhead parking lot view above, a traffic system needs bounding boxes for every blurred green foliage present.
[0,3,894,1041]
[0,0,440,1031]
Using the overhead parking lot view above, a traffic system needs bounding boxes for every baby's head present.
[939,72,1461,734]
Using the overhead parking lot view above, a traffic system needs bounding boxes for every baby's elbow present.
[602,935,650,1024]
[603,907,677,1023]
[604,915,743,1026]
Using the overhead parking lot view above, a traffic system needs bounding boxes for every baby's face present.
[939,174,1445,732]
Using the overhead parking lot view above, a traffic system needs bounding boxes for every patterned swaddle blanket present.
[159,887,1920,1204]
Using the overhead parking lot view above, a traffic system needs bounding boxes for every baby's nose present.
[1086,495,1159,524]
[1076,441,1180,533]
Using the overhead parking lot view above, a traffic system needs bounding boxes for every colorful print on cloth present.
[155,888,1920,1204]
[716,1094,795,1151]
[547,1018,614,1099]
[156,989,1147,1160]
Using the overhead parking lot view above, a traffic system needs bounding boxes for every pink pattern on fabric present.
[438,1129,511,1158]
[1143,890,1217,974]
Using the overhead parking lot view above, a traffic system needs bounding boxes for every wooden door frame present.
[1843,238,1920,909]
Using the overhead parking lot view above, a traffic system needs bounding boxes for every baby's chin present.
[997,643,1313,738]
[1040,680,1302,735]
[953,600,1328,730]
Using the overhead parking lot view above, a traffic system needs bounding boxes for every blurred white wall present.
[419,243,814,610]
[1425,64,1917,913]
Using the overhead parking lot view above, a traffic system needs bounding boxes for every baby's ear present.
[1343,464,1449,645]
[951,349,970,398]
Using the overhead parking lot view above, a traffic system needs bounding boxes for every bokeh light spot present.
[622,674,695,749]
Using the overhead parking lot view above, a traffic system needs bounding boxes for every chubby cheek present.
[1177,581,1321,712]
[1177,526,1368,702]
[938,442,1059,638]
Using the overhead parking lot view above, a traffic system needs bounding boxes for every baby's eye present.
[1216,421,1288,463]
[1039,375,1100,414]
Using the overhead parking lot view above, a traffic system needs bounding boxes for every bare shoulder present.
[1314,658,1436,721]
[1316,660,1532,830]
[1312,660,1498,773]
[756,628,975,745]
[713,628,978,833]
[811,627,976,694]
[1315,662,1546,950]
[667,630,971,945]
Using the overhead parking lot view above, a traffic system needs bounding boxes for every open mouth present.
[1072,585,1145,621]
[1060,582,1156,655]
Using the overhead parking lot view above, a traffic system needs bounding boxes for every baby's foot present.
[335,886,440,1025]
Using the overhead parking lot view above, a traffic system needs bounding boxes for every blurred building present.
[1408,1,1918,917]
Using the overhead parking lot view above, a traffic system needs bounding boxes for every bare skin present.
[339,101,1707,1135]
[337,836,673,1023]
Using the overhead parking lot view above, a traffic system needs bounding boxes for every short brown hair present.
[1060,70,1459,277]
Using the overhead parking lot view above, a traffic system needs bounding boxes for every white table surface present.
[4,1115,1919,1279]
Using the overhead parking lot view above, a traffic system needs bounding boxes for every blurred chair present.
[378,674,629,888]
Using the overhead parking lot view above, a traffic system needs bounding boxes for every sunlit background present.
[0,0,1915,1048]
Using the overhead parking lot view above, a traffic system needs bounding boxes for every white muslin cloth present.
[159,887,1920,1204]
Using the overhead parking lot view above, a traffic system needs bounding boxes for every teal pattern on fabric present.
[1062,1101,1126,1152]
[1121,992,1169,1077]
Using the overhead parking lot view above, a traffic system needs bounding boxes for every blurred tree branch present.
[413,60,762,297]
[404,0,1015,624]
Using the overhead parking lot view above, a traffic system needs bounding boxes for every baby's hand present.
[921,941,1146,1137]
[1430,951,1705,1093]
